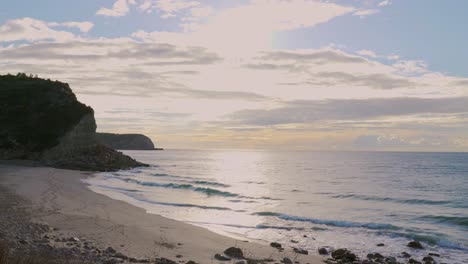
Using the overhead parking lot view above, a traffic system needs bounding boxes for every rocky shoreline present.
[0,182,447,264]
[0,165,452,264]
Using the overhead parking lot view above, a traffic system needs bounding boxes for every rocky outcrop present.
[0,73,147,171]
[96,133,157,150]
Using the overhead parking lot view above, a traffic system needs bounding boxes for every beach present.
[0,163,324,264]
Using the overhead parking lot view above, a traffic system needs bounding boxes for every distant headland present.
[96,133,163,151]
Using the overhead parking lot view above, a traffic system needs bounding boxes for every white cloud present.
[96,0,131,17]
[48,21,94,33]
[353,9,379,18]
[393,60,428,75]
[357,49,377,58]
[378,0,392,7]
[0,18,75,42]
[139,0,200,18]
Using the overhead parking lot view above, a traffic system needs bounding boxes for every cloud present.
[259,49,367,64]
[392,60,428,75]
[96,0,132,17]
[353,9,379,18]
[139,0,200,18]
[228,97,468,126]
[357,49,377,58]
[48,21,94,33]
[378,0,392,7]
[0,18,77,43]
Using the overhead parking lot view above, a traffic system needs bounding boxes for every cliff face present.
[96,133,156,150]
[0,74,147,171]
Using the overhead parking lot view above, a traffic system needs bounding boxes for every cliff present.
[96,133,157,150]
[0,73,148,171]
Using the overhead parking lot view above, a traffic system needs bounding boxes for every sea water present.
[85,150,468,263]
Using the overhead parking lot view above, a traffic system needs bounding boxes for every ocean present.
[85,150,468,263]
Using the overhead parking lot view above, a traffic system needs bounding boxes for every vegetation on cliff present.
[0,73,147,171]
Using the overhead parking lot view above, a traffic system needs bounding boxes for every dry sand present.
[0,163,324,264]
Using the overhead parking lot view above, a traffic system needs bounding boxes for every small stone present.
[158,258,177,264]
[422,256,434,262]
[281,257,292,264]
[401,252,411,258]
[105,247,117,254]
[290,240,299,243]
[318,247,329,255]
[214,254,231,261]
[270,242,282,249]
[176,255,183,258]
[376,243,385,247]
[409,258,421,264]
[407,240,424,249]
[114,252,128,259]
[19,239,28,245]
[293,247,308,255]
[69,237,80,242]
[104,259,119,264]
[186,261,198,264]
[428,253,440,257]
[224,247,244,259]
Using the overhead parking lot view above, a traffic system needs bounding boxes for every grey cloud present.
[259,50,368,64]
[317,71,416,89]
[0,41,222,65]
[228,97,468,126]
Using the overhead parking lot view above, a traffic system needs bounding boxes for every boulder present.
[224,247,244,259]
[293,247,308,255]
[318,247,329,255]
[331,248,357,262]
[407,241,424,249]
[270,242,282,249]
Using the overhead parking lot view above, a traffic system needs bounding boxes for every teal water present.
[86,150,468,263]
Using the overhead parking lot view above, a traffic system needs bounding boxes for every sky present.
[1,0,468,151]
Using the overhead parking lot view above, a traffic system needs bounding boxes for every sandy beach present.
[0,163,324,264]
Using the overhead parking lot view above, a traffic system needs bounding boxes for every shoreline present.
[0,163,324,264]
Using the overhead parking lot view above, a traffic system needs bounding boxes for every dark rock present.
[19,239,28,245]
[377,243,385,247]
[214,254,231,261]
[409,258,421,264]
[104,259,119,264]
[270,242,282,249]
[0,74,148,171]
[104,247,117,254]
[157,258,177,264]
[186,261,198,264]
[318,247,329,255]
[293,247,308,255]
[224,247,244,259]
[331,248,357,262]
[281,257,293,264]
[114,253,128,259]
[428,253,440,257]
[385,256,397,264]
[407,240,424,249]
[401,252,411,258]
[290,240,299,243]
[422,256,434,262]
[176,255,183,258]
